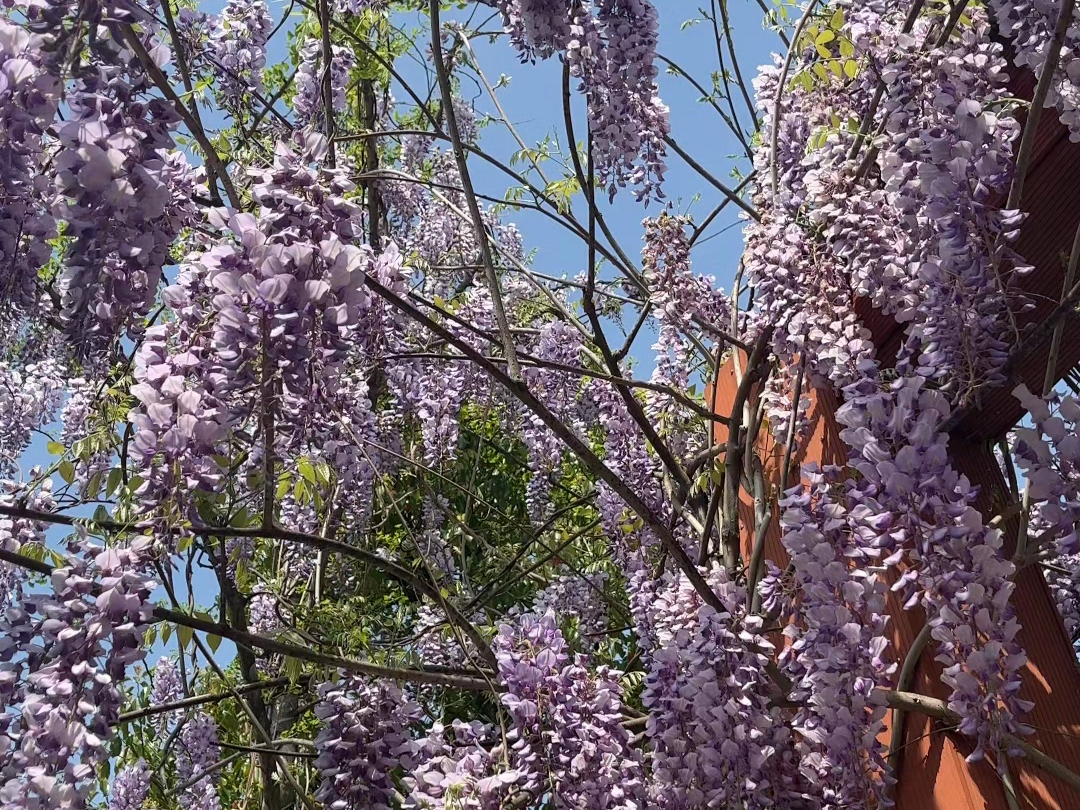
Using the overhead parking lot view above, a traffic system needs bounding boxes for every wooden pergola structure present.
[709,66,1080,808]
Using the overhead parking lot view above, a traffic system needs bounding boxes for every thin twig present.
[1006,0,1078,211]
[429,0,522,380]
[664,135,760,221]
[885,690,1080,793]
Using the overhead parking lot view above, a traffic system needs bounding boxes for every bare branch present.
[429,0,522,381]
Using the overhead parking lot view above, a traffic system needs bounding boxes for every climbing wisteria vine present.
[0,0,1078,809]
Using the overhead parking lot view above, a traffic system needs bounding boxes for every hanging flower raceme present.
[0,535,156,810]
[129,133,372,521]
[834,369,1031,761]
[0,18,59,319]
[59,377,112,492]
[107,760,150,810]
[1010,385,1080,651]
[0,476,55,604]
[45,10,200,358]
[532,569,609,650]
[641,213,728,448]
[150,655,183,716]
[520,319,584,522]
[313,676,422,810]
[403,720,512,810]
[643,567,808,810]
[0,358,65,476]
[294,39,355,128]
[177,711,223,810]
[777,468,895,809]
[493,611,646,810]
[208,0,274,107]
[1012,385,1080,556]
[489,0,668,200]
[990,0,1080,139]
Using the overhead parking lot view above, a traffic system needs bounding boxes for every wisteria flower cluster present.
[209,0,274,106]
[178,711,223,810]
[493,611,646,810]
[532,569,609,649]
[0,535,156,810]
[314,676,422,810]
[490,0,669,199]
[0,476,54,604]
[727,0,1065,785]
[643,567,809,809]
[294,39,356,128]
[990,0,1080,139]
[403,720,512,810]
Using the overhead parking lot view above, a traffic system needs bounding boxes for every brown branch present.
[429,0,521,381]
[117,25,241,209]
[887,622,931,777]
[0,547,493,691]
[1006,0,1077,211]
[720,327,774,573]
[119,676,304,724]
[0,504,494,668]
[885,690,1080,793]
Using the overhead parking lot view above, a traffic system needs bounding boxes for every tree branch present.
[429,0,522,380]
[885,690,1080,793]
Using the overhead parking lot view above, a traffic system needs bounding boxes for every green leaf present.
[283,654,304,684]
[46,441,65,456]
[208,634,223,653]
[58,460,75,484]
[829,7,845,31]
[230,507,252,529]
[790,70,813,92]
[815,29,835,45]
[276,475,292,500]
[298,458,317,484]
[177,623,193,650]
[106,468,122,497]
[20,543,45,562]
[843,59,860,79]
